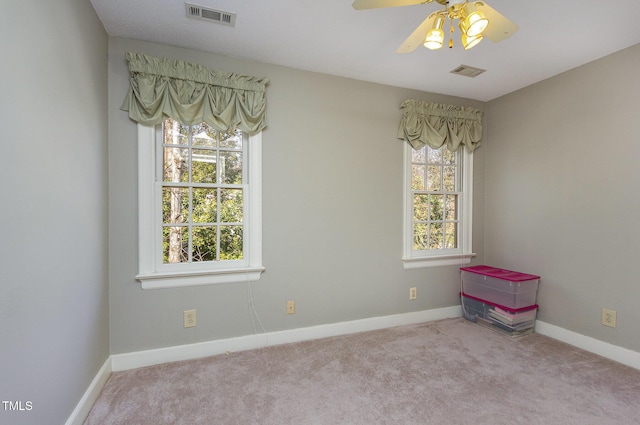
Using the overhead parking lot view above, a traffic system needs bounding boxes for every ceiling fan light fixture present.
[461,32,483,50]
[459,3,488,37]
[423,15,445,50]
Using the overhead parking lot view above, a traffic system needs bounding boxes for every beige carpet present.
[85,318,640,424]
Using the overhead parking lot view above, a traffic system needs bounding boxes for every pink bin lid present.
[460,292,538,313]
[460,265,539,282]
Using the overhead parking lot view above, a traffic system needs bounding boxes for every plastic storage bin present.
[460,265,540,309]
[461,293,537,338]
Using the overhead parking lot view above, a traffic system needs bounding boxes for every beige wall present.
[108,37,486,354]
[486,43,640,351]
[0,1,109,424]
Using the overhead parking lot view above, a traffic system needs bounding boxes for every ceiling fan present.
[352,0,518,53]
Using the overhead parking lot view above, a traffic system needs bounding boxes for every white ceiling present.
[90,0,640,101]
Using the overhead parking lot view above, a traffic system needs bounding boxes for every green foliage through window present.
[161,118,245,263]
[411,146,460,251]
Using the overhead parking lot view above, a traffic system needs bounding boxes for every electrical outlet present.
[409,287,417,300]
[287,300,295,315]
[184,309,197,328]
[601,308,616,328]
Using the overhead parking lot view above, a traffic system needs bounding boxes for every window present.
[137,118,264,289]
[402,144,474,268]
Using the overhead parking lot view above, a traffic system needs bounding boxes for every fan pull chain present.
[449,16,454,48]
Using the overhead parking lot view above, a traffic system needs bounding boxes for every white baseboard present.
[65,357,112,425]
[535,320,640,370]
[111,306,462,372]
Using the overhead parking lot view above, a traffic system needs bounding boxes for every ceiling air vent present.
[450,65,486,78]
[185,3,236,26]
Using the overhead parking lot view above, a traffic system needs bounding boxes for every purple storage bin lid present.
[460,265,540,282]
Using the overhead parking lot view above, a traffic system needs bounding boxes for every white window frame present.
[136,124,264,289]
[402,143,475,268]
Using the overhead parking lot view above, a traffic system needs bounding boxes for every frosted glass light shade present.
[459,4,488,37]
[424,16,445,50]
[424,29,444,49]
[461,33,483,50]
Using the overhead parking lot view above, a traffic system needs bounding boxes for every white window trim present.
[401,143,475,269]
[136,124,264,289]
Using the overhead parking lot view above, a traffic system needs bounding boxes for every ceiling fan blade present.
[352,0,432,11]
[475,1,518,42]
[396,12,438,54]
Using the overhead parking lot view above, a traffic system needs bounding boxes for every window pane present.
[163,226,188,263]
[413,223,428,251]
[412,147,426,164]
[192,188,217,223]
[426,166,441,191]
[220,189,243,223]
[445,222,457,249]
[191,123,216,147]
[192,149,217,183]
[412,165,425,191]
[428,147,442,164]
[429,223,443,249]
[429,195,444,221]
[163,119,188,145]
[443,166,456,192]
[413,194,428,221]
[221,151,243,184]
[163,147,188,182]
[192,226,217,262]
[220,225,243,260]
[445,194,458,220]
[443,148,456,164]
[220,129,243,149]
[162,187,188,224]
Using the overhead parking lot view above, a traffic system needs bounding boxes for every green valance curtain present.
[121,52,269,135]
[397,99,482,152]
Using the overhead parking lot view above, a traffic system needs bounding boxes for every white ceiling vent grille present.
[185,3,236,26]
[450,65,486,78]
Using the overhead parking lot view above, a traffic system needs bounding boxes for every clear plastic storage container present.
[460,265,540,309]
[461,293,538,338]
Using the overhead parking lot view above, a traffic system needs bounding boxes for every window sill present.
[136,266,265,289]
[402,253,476,269]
